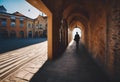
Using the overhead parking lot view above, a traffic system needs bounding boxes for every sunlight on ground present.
[69,40,74,46]
[0,41,48,82]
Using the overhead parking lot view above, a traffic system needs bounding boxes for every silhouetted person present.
[74,32,80,48]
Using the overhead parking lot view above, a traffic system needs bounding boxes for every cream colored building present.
[27,18,34,38]
[34,15,47,38]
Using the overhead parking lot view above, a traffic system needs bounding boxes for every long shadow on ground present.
[0,38,47,54]
[30,42,113,82]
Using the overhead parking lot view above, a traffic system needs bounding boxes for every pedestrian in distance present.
[74,32,80,48]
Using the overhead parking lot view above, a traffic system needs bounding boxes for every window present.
[28,23,30,28]
[40,24,42,27]
[20,20,24,27]
[1,18,7,27]
[11,16,15,20]
[20,17,24,21]
[20,23,24,27]
[37,24,42,29]
[11,16,16,27]
[32,24,34,28]
[11,22,15,27]
[19,31,24,38]
[39,24,42,29]
[28,23,31,28]
[36,24,38,28]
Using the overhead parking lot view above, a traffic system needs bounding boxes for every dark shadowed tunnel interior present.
[30,42,113,82]
[26,0,120,81]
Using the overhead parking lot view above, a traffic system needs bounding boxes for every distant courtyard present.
[0,38,47,54]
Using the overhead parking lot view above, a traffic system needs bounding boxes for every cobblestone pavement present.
[0,41,47,82]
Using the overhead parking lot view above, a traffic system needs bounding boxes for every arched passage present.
[62,1,89,46]
[26,0,90,59]
[68,22,86,44]
[25,0,120,80]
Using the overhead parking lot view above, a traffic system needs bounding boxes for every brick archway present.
[26,0,120,80]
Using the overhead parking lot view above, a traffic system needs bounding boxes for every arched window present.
[28,31,32,38]
[19,31,24,38]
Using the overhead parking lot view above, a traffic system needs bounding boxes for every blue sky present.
[0,0,45,19]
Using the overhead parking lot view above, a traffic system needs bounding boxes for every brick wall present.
[88,6,107,67]
[88,0,120,80]
[107,0,120,80]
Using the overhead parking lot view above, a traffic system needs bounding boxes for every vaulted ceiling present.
[41,0,106,30]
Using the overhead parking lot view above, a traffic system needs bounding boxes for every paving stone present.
[9,77,20,82]
[24,67,38,74]
[23,73,34,81]
[26,63,36,68]
[18,79,28,82]
[1,41,47,82]
[15,70,29,79]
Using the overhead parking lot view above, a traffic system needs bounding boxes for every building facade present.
[0,7,27,39]
[34,15,47,38]
[0,5,47,39]
[27,18,34,38]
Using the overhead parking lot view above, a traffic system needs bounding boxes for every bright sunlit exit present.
[72,27,81,39]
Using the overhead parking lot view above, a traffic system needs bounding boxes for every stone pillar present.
[68,28,72,44]
[52,13,62,58]
[60,19,68,49]
[64,20,68,47]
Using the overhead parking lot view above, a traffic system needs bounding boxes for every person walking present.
[74,32,80,48]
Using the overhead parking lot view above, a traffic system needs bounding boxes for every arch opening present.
[72,27,81,39]
[19,31,24,38]
[26,0,53,60]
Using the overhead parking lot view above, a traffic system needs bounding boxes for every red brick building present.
[0,5,47,39]
[0,6,27,38]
